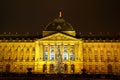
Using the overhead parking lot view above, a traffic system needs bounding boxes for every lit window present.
[114,56,118,62]
[26,57,29,61]
[95,65,98,70]
[89,65,92,70]
[100,50,104,55]
[43,52,48,61]
[114,50,118,56]
[14,57,17,61]
[101,55,104,62]
[83,57,87,62]
[20,57,23,61]
[63,50,68,60]
[50,45,54,60]
[94,50,98,55]
[32,56,35,61]
[70,52,74,61]
[95,55,98,62]
[43,46,48,61]
[89,57,92,62]
[63,45,68,60]
[106,50,111,55]
[101,65,104,70]
[107,55,111,62]
[20,65,23,70]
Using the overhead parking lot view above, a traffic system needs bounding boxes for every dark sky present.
[0,0,120,34]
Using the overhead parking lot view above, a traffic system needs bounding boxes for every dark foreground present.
[0,73,120,80]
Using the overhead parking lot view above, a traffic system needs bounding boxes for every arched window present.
[49,64,54,73]
[43,64,47,72]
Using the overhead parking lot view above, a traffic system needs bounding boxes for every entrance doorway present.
[107,64,112,73]
[6,64,10,72]
[0,66,3,72]
[71,64,75,73]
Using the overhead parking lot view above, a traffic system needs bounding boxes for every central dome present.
[45,18,74,31]
[43,12,76,37]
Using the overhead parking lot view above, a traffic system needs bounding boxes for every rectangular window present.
[26,57,29,62]
[20,57,23,61]
[43,45,48,61]
[89,65,92,70]
[114,56,118,62]
[107,55,110,62]
[70,45,75,61]
[95,65,98,70]
[83,57,87,62]
[101,65,104,70]
[95,55,98,62]
[89,58,92,62]
[101,55,104,62]
[14,57,17,61]
[50,45,54,60]
[63,45,68,60]
[0,56,3,62]
[32,56,35,61]
[20,65,23,70]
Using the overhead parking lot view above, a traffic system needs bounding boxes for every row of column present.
[38,43,79,61]
[35,41,82,61]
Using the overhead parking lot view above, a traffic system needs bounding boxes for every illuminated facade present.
[0,15,120,74]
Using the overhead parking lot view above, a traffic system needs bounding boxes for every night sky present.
[0,0,120,34]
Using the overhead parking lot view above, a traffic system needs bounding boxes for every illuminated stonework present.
[0,16,120,74]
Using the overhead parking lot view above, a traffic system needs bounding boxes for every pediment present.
[39,33,78,41]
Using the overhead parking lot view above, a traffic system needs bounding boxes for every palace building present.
[0,12,120,74]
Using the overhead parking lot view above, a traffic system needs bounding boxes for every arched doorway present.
[64,64,68,73]
[43,64,47,73]
[6,64,10,72]
[49,64,54,73]
[71,64,75,73]
[0,66,3,72]
[107,64,112,73]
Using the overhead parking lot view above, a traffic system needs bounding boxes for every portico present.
[35,33,83,73]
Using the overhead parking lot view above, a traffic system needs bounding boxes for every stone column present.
[34,41,40,72]
[17,47,20,62]
[23,48,26,62]
[35,41,40,61]
[78,41,83,73]
[61,43,64,61]
[68,44,71,73]
[39,43,43,61]
[74,44,77,61]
